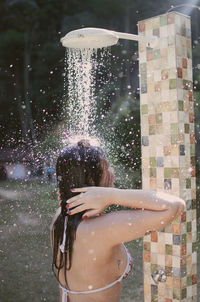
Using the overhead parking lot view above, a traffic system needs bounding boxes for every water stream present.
[63,47,110,138]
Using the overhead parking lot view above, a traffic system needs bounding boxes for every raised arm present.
[67,187,185,245]
[67,187,185,218]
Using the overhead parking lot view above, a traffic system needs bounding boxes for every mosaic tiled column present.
[138,12,197,302]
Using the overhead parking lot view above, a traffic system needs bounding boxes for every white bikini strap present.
[59,243,130,297]
[61,286,67,302]
[60,216,68,253]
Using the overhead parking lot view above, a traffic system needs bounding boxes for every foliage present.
[0,0,199,160]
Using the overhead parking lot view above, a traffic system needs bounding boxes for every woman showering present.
[50,139,185,302]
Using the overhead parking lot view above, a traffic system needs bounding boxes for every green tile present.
[156,113,162,124]
[173,288,181,300]
[153,28,160,37]
[150,157,156,167]
[153,49,160,60]
[183,80,192,90]
[151,264,158,273]
[187,48,192,59]
[192,242,196,252]
[172,168,179,178]
[187,222,192,232]
[140,62,147,72]
[165,244,172,255]
[187,276,192,286]
[141,104,148,114]
[181,288,187,299]
[141,74,147,83]
[186,178,191,188]
[171,123,178,134]
[150,168,156,177]
[181,233,187,245]
[191,156,196,166]
[190,145,195,156]
[164,168,172,178]
[160,15,167,26]
[184,123,190,133]
[169,79,177,89]
[178,100,184,111]
[149,125,156,135]
[171,134,179,144]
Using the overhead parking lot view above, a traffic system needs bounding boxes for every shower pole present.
[138,12,197,302]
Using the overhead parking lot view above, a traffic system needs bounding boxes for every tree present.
[5,0,39,146]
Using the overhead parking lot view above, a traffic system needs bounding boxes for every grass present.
[0,180,143,302]
[0,180,199,302]
[0,180,58,302]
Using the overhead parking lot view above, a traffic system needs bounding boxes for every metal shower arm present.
[114,31,158,48]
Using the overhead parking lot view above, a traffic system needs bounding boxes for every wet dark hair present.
[52,140,114,285]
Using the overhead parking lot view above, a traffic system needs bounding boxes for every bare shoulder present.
[50,207,61,231]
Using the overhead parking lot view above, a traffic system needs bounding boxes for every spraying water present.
[62,47,110,138]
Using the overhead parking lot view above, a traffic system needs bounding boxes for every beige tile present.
[172,256,181,268]
[151,253,157,264]
[165,233,173,244]
[160,25,168,37]
[172,245,181,256]
[152,17,160,29]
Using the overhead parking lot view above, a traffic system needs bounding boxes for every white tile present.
[187,243,192,254]
[172,245,181,256]
[165,233,172,244]
[157,254,165,266]
[156,146,163,156]
[154,70,161,81]
[160,26,168,38]
[172,256,181,267]
[187,286,193,297]
[162,112,171,123]
[140,94,148,104]
[192,231,197,242]
[159,37,168,48]
[170,111,178,122]
[167,24,175,36]
[181,223,186,233]
[139,51,146,63]
[151,242,159,253]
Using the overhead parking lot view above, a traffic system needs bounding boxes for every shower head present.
[60,28,118,49]
[60,27,158,49]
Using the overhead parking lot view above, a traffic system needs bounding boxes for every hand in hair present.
[67,187,114,218]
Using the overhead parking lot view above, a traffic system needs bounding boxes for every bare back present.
[51,214,129,302]
[51,189,185,302]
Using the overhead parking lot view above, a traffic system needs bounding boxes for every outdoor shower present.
[60,27,158,49]
[61,8,198,301]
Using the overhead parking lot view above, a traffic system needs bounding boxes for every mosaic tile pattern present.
[138,12,197,302]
